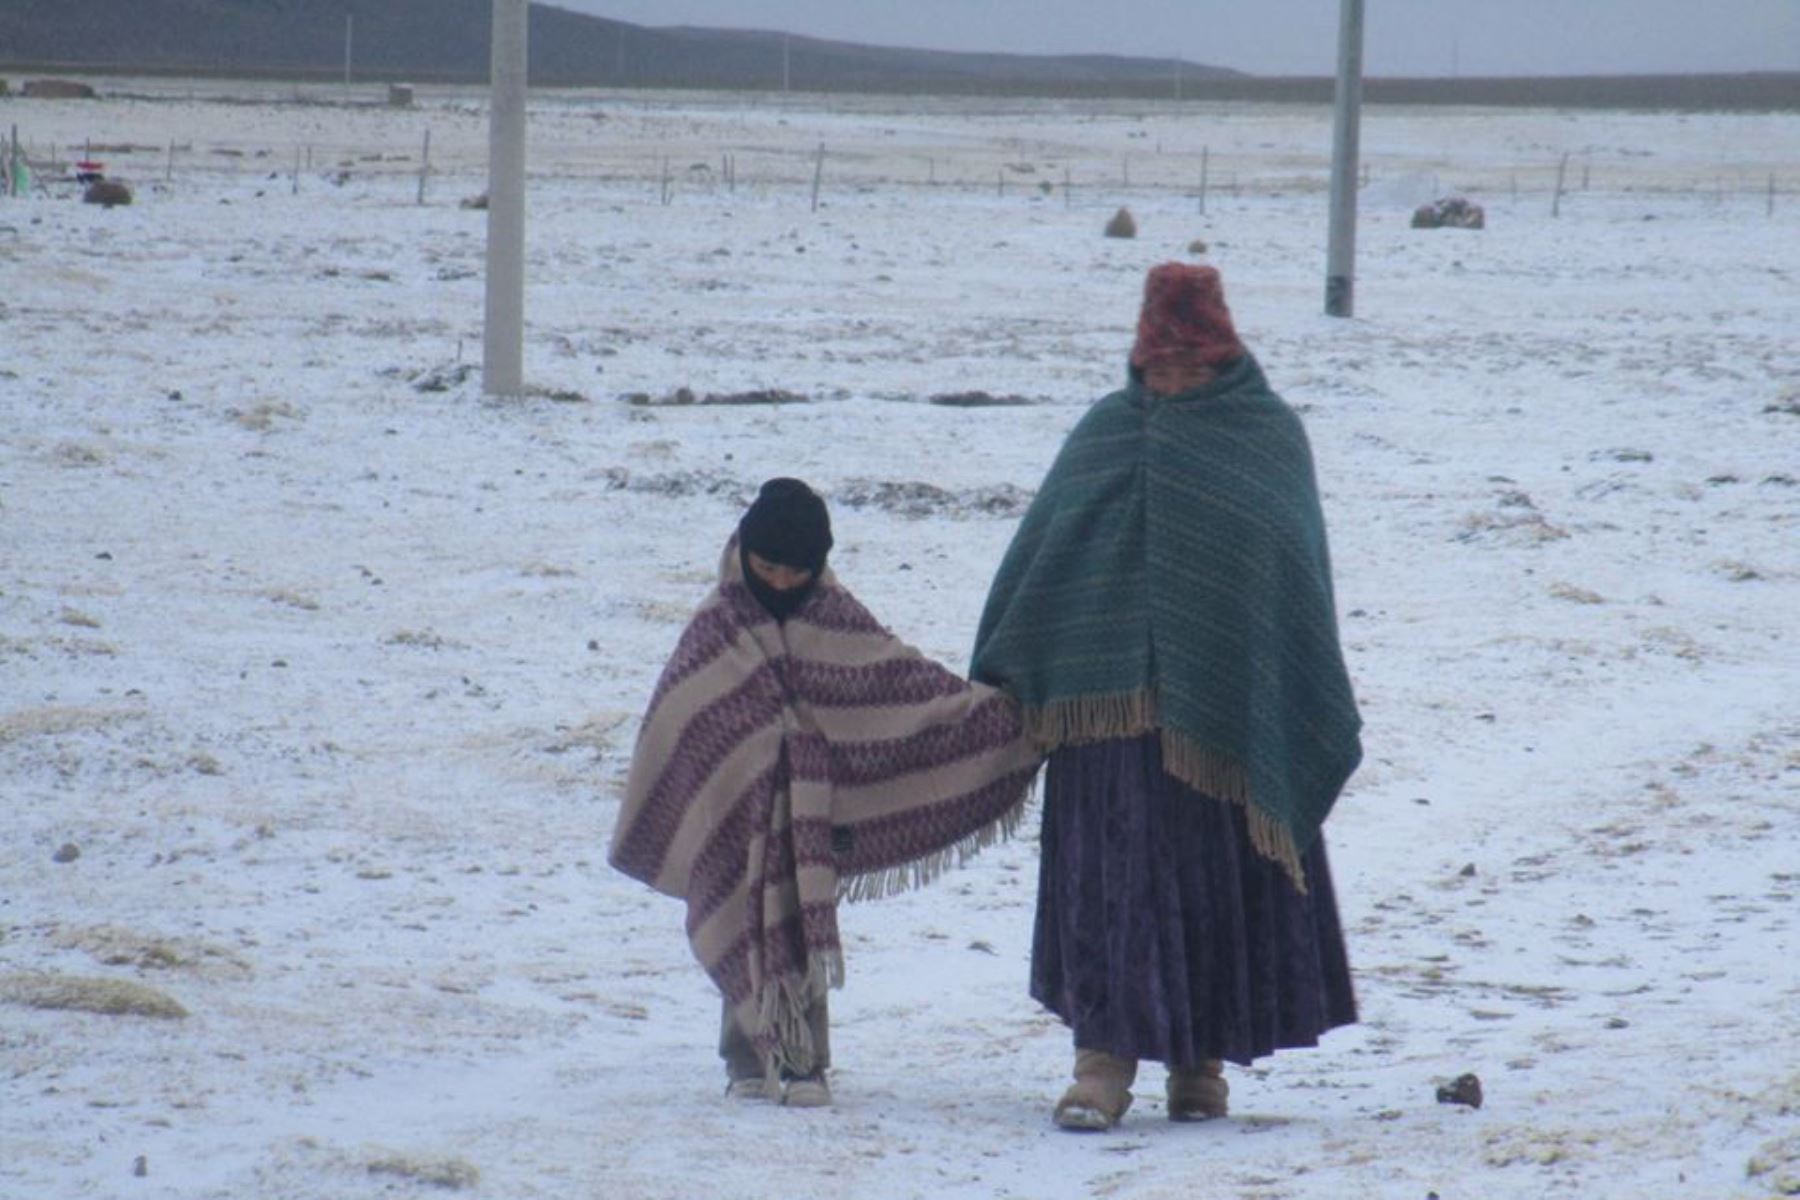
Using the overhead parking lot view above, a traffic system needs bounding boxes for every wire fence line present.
[4,84,1792,218]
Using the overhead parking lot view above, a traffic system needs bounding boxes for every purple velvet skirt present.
[1031,734,1357,1069]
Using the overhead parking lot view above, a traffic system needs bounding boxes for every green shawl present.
[970,355,1361,889]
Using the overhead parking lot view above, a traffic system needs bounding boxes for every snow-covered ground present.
[3,79,1797,1199]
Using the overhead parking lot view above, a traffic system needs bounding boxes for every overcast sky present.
[552,1,1799,78]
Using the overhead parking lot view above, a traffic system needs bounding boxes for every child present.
[609,479,1040,1107]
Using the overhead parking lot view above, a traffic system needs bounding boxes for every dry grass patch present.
[261,588,321,611]
[383,628,461,650]
[0,704,137,745]
[0,971,189,1019]
[544,711,634,755]
[53,442,108,468]
[229,401,300,431]
[53,924,252,978]
[1749,1130,1800,1194]
[365,1152,481,1190]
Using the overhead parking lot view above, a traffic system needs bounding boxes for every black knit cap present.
[738,478,833,572]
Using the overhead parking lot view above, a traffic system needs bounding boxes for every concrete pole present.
[1324,0,1364,318]
[417,128,431,206]
[484,0,527,396]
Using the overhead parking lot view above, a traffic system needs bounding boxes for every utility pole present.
[484,0,527,395]
[1324,0,1364,317]
[344,14,354,90]
[783,34,792,93]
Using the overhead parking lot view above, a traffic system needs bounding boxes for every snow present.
[3,79,1797,1199]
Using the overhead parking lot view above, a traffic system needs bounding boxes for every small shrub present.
[1411,196,1485,229]
[83,179,133,208]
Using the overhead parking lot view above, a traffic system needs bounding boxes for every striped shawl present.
[971,355,1362,891]
[610,539,1041,1076]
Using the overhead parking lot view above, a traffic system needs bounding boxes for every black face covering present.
[740,541,819,623]
[737,478,833,624]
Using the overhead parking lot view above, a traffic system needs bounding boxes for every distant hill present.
[2,1,1794,108]
[0,0,1241,95]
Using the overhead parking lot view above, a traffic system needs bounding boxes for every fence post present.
[1551,152,1569,218]
[1198,146,1209,215]
[416,130,431,205]
[810,141,824,212]
[1769,173,1777,217]
[1064,164,1072,210]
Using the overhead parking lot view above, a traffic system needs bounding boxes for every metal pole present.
[484,0,527,396]
[783,35,791,93]
[417,129,431,206]
[344,14,353,90]
[1324,0,1364,317]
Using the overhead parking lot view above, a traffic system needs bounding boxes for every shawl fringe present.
[1020,689,1309,894]
[838,781,1034,904]
[1020,689,1161,746]
[757,950,844,1079]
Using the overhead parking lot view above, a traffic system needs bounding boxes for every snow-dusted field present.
[3,80,1797,1199]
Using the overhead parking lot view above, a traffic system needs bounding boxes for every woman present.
[971,265,1362,1130]
[611,478,1040,1108]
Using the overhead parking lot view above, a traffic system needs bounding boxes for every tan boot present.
[780,1073,832,1108]
[1054,1049,1138,1131]
[1166,1059,1228,1121]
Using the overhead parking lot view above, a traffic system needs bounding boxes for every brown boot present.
[1166,1059,1228,1121]
[1054,1049,1138,1131]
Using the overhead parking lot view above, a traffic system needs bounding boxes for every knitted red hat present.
[1129,262,1245,376]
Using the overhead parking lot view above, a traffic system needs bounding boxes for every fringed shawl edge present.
[1018,688,1308,893]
